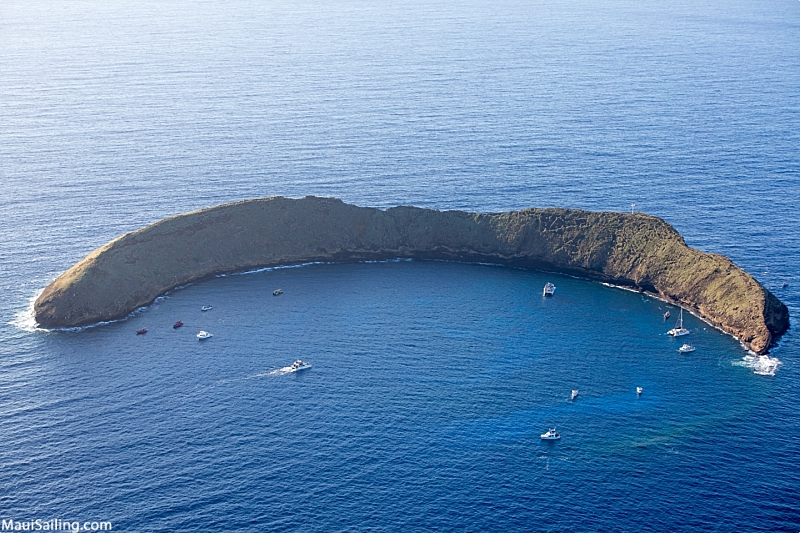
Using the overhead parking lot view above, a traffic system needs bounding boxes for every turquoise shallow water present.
[1,0,799,531]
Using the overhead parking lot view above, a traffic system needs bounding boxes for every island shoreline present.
[33,196,790,353]
[26,257,780,360]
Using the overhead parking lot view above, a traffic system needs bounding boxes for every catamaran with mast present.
[667,308,690,337]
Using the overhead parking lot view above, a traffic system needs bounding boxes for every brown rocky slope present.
[34,196,789,353]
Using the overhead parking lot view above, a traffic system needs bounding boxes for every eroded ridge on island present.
[34,196,789,353]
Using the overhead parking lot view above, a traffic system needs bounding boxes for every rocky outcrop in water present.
[34,196,789,353]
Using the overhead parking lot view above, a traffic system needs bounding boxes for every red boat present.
[173,320,184,329]
[136,328,147,335]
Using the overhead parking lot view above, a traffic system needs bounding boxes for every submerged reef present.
[34,196,789,353]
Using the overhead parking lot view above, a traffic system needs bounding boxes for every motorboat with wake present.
[667,308,689,337]
[571,389,579,401]
[678,343,695,353]
[543,282,556,297]
[197,330,213,340]
[541,428,561,440]
[287,360,311,372]
[201,305,213,312]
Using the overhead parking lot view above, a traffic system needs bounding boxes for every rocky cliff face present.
[34,196,789,353]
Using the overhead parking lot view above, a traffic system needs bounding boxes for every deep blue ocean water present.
[1,0,799,531]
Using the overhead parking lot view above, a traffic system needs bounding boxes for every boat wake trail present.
[248,366,295,379]
[732,354,782,376]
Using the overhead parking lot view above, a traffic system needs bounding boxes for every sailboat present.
[667,308,690,337]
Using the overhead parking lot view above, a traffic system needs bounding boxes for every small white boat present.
[287,360,311,372]
[678,344,695,353]
[637,386,643,395]
[541,428,561,440]
[197,330,213,340]
[571,389,579,400]
[201,305,213,312]
[543,282,556,297]
[273,289,283,296]
[667,308,689,337]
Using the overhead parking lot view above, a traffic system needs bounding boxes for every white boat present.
[571,389,579,400]
[541,428,561,440]
[273,289,283,296]
[637,386,643,395]
[678,343,695,353]
[287,360,311,372]
[543,282,556,297]
[197,330,213,340]
[201,305,213,311]
[667,308,689,337]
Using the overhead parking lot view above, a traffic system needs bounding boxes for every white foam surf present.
[9,289,43,332]
[732,353,782,376]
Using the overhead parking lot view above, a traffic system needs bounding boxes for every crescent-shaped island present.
[34,196,789,354]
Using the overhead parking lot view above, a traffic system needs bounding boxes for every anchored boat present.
[543,282,556,297]
[667,308,690,337]
[541,428,561,440]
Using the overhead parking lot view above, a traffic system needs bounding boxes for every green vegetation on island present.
[34,196,789,353]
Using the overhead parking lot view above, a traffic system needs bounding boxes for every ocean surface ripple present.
[1,0,798,531]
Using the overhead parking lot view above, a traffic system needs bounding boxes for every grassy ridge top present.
[34,196,788,353]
